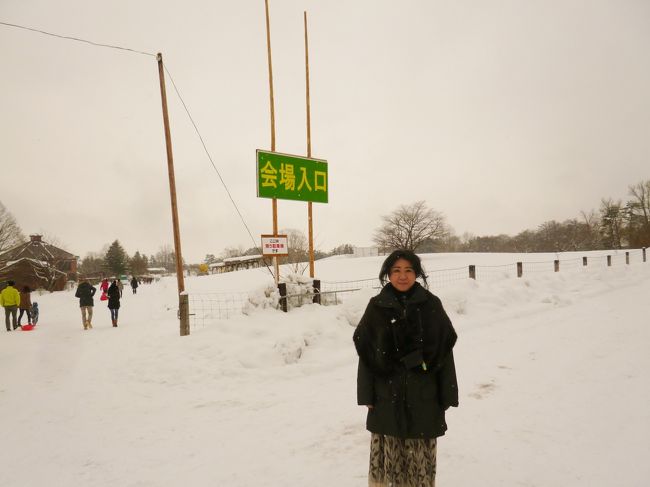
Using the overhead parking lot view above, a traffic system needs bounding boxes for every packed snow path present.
[1,254,649,486]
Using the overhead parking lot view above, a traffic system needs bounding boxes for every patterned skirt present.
[368,433,437,487]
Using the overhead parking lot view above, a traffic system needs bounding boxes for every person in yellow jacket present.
[1,280,21,331]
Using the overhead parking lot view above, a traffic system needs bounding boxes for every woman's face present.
[388,258,416,292]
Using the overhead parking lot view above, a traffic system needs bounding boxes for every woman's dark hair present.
[379,249,428,288]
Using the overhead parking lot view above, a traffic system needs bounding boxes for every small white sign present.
[261,234,289,256]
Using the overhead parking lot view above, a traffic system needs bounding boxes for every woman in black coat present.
[353,249,458,487]
[107,280,121,327]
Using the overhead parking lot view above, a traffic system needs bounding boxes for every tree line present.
[77,242,179,277]
[372,179,650,253]
[1,178,648,274]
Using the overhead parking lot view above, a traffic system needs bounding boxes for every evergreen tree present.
[130,251,148,276]
[79,252,106,275]
[105,240,129,276]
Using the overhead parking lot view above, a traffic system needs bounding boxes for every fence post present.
[554,260,559,272]
[278,282,288,312]
[312,279,321,304]
[517,262,523,278]
[607,255,612,267]
[469,265,476,280]
[583,257,587,266]
[179,293,190,335]
[625,251,630,265]
[644,247,647,262]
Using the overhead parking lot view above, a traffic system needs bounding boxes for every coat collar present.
[374,282,429,309]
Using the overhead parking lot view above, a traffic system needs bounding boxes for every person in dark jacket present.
[107,280,121,327]
[353,249,458,487]
[75,277,96,330]
[18,286,33,327]
[130,276,139,294]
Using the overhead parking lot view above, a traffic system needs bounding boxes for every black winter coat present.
[75,282,97,307]
[353,282,458,439]
[107,283,121,309]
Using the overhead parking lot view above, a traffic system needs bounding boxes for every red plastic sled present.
[21,324,35,331]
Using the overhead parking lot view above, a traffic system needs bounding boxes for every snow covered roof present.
[223,255,263,264]
[0,234,77,264]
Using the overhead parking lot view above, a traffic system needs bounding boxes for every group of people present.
[75,276,140,329]
[6,251,457,485]
[1,280,39,331]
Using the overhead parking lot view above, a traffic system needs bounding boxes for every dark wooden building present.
[0,235,78,291]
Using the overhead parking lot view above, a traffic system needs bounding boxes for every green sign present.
[256,150,328,203]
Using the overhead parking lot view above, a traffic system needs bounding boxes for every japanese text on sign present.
[261,235,289,256]
[257,150,328,203]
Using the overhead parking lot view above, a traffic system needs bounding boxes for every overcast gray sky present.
[2,0,649,262]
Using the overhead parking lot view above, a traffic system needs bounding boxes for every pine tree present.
[105,240,129,277]
[130,251,148,276]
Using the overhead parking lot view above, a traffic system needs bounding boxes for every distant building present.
[0,234,78,291]
[353,246,379,257]
[209,255,266,274]
[146,267,168,275]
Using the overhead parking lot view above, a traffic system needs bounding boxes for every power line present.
[0,20,155,57]
[163,65,274,278]
[1,19,271,274]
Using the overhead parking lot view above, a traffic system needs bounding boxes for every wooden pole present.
[264,0,280,285]
[156,52,189,336]
[304,11,315,279]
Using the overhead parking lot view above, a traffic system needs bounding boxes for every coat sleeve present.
[90,286,96,297]
[357,358,375,406]
[436,350,459,409]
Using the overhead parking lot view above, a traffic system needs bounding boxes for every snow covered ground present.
[1,250,649,486]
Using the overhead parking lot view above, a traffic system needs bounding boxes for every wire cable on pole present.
[1,19,274,278]
[0,21,156,57]
[163,65,275,279]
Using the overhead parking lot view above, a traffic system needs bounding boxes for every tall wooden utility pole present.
[304,11,315,278]
[156,52,189,336]
[264,0,280,285]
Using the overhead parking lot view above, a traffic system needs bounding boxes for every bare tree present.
[221,245,245,259]
[0,201,26,254]
[373,201,449,252]
[280,228,310,274]
[626,180,650,247]
[599,198,624,249]
[628,180,650,226]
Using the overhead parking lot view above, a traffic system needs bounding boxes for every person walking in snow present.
[75,277,96,330]
[107,280,121,327]
[1,280,21,331]
[116,279,124,297]
[18,286,33,327]
[31,302,40,325]
[353,250,458,487]
[99,278,109,300]
[130,276,138,294]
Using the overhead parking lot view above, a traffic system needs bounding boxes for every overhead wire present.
[1,20,274,277]
[0,20,156,57]
[162,65,275,278]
